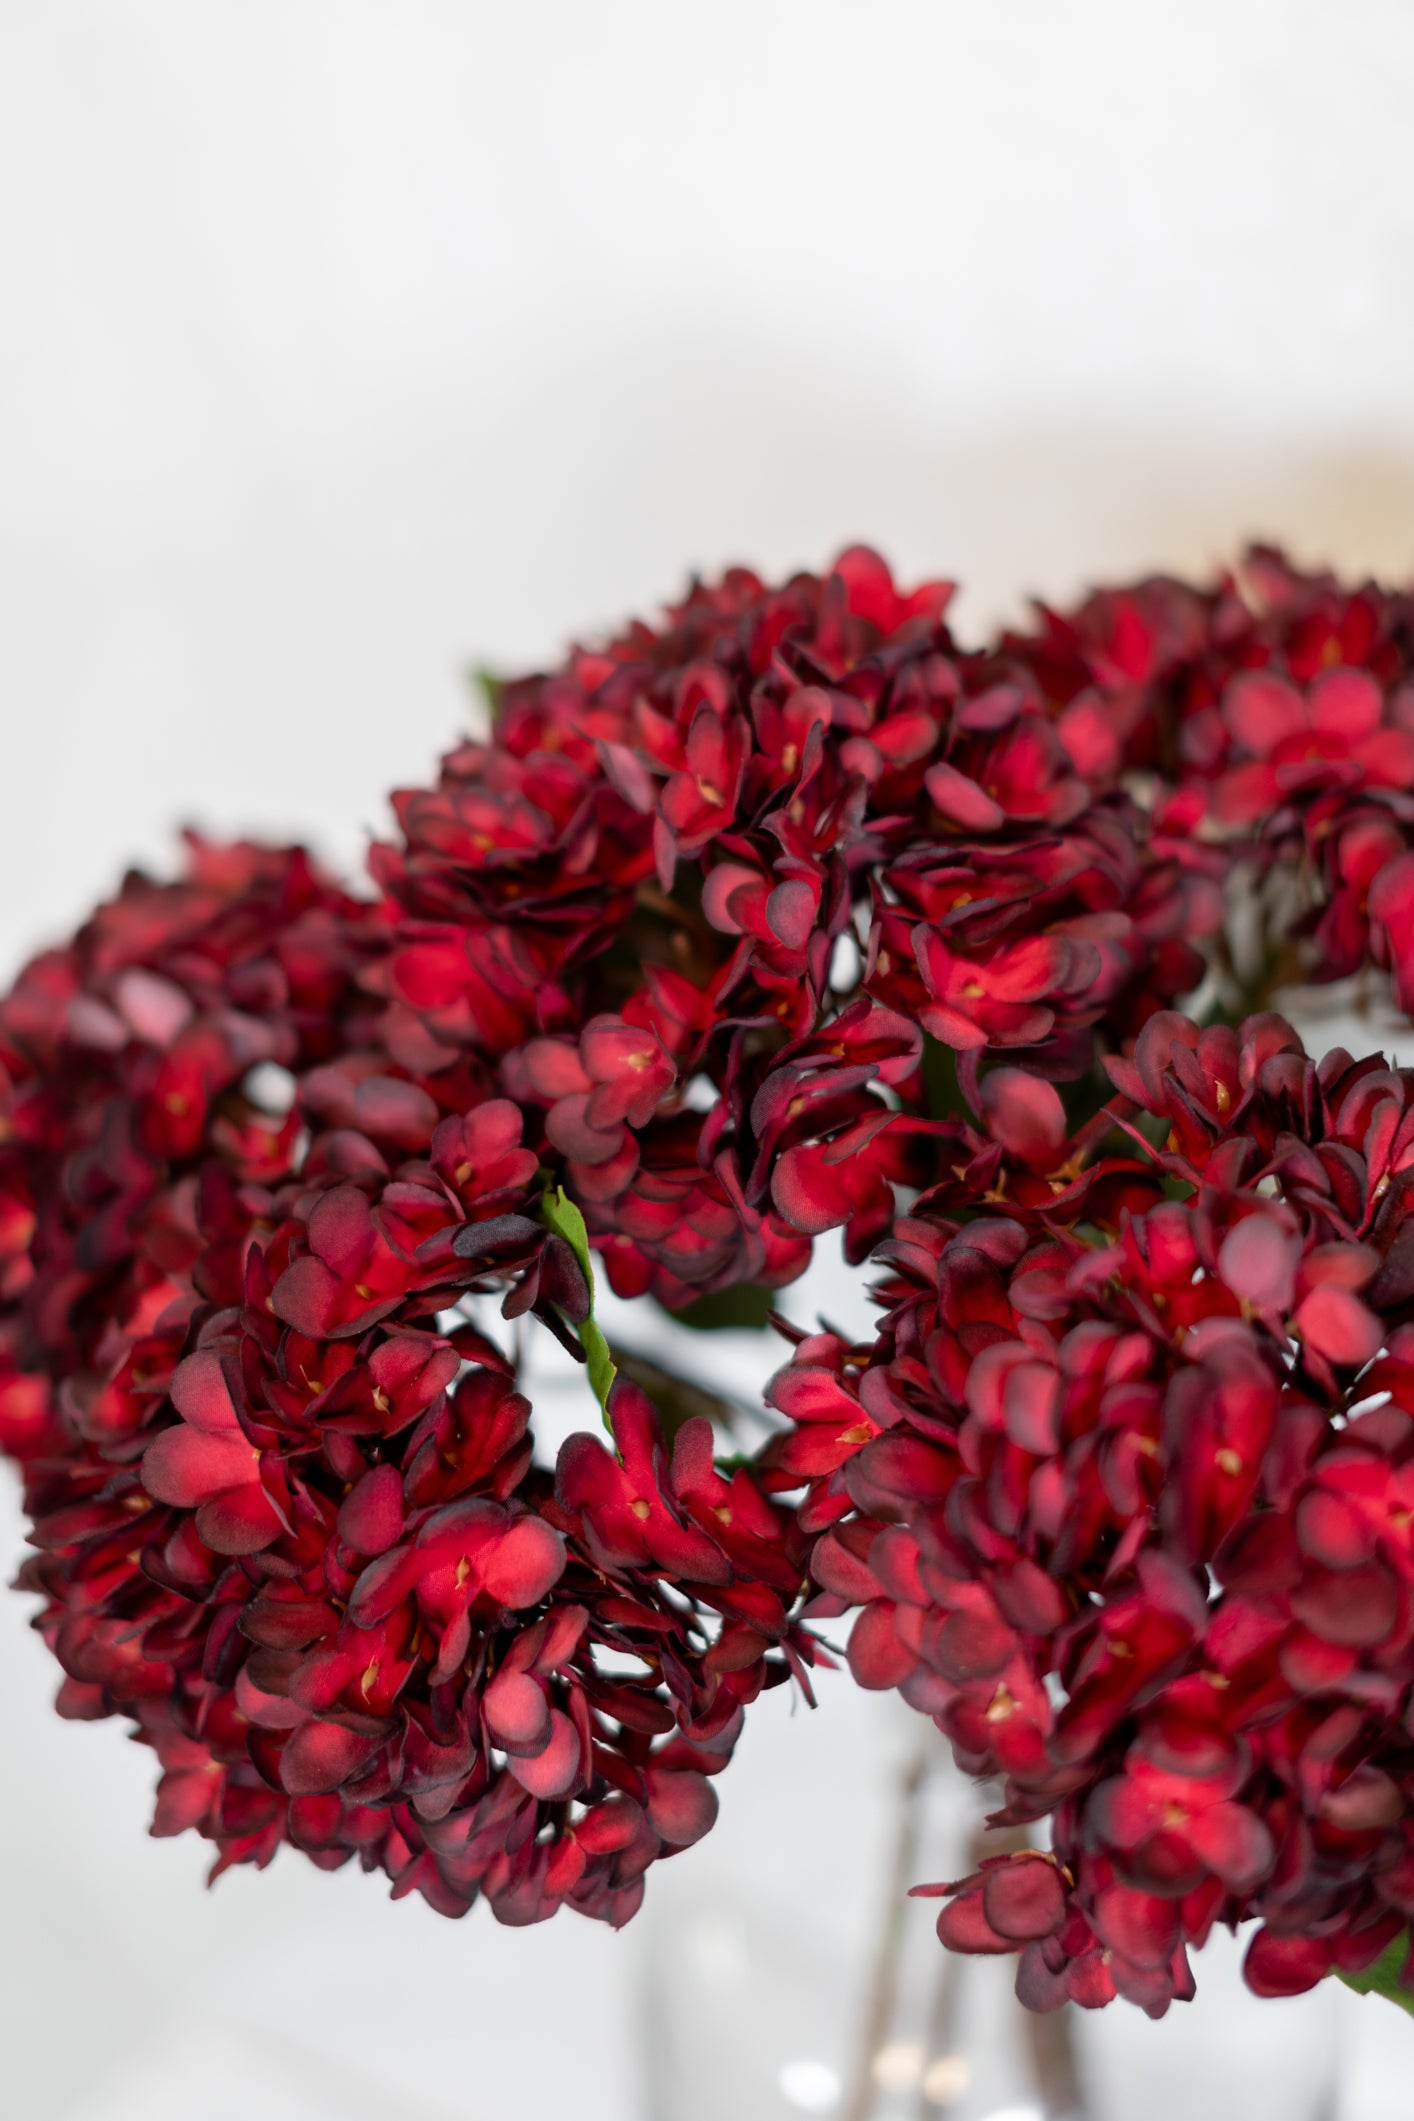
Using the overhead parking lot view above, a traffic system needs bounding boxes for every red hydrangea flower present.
[359,549,1229,1310]
[14,544,1414,1979]
[0,836,369,1464]
[769,1010,1414,2013]
[7,992,820,1923]
[1018,546,1414,1009]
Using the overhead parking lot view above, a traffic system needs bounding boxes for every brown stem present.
[911,1935,964,2119]
[843,1738,930,2121]
[1023,2000,1088,2120]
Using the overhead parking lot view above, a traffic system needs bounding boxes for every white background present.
[3,6,1414,2117]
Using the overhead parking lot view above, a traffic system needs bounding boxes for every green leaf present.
[541,1183,593,1287]
[540,1187,617,1427]
[661,1284,773,1332]
[463,665,506,733]
[1336,1934,1414,2014]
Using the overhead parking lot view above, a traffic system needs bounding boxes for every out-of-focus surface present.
[4,5,1414,2115]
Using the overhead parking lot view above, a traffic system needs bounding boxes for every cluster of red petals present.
[773,1009,1414,2013]
[365,546,1233,1309]
[0,836,370,1462]
[1014,547,1414,1007]
[0,841,815,1923]
[10,544,1414,1970]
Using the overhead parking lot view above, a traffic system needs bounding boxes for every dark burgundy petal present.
[1294,1285,1381,1367]
[169,1350,240,1432]
[1217,1213,1300,1313]
[269,1255,346,1337]
[847,1602,916,1690]
[980,1068,1067,1169]
[981,1855,1066,1941]
[937,1891,1011,1955]
[483,1668,552,1753]
[482,1517,567,1608]
[280,1720,384,1796]
[1244,1928,1334,1997]
[506,1709,581,1799]
[194,1484,283,1556]
[142,1425,258,1509]
[337,1465,406,1556]
[643,1768,719,1847]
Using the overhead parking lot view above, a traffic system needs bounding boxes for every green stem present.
[540,1185,618,1430]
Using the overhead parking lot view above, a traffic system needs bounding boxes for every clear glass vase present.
[639,1684,1341,2121]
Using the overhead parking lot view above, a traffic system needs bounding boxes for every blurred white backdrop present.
[4,5,1414,2117]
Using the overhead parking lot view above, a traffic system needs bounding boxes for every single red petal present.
[765,878,817,951]
[1185,1801,1274,1889]
[506,1708,581,1799]
[1223,672,1307,756]
[1214,760,1280,824]
[337,1464,406,1555]
[1308,667,1381,740]
[1217,1213,1300,1313]
[643,1767,719,1847]
[700,862,761,936]
[574,1798,645,1856]
[519,1036,592,1100]
[833,544,900,628]
[936,1891,1011,1955]
[1320,1765,1403,1833]
[142,1424,258,1508]
[545,1091,627,1165]
[346,1546,421,1626]
[1296,1487,1375,1568]
[981,1856,1066,1941]
[481,1516,566,1608]
[597,739,657,813]
[771,1145,852,1234]
[980,1067,1067,1168]
[985,937,1069,1003]
[455,1096,526,1164]
[279,1719,383,1796]
[1290,1562,1398,1647]
[1278,1626,1359,1693]
[1354,726,1414,788]
[847,1601,916,1689]
[169,1350,239,1432]
[1368,850,1414,933]
[1066,1951,1118,2009]
[1243,1928,1334,1997]
[307,1184,375,1273]
[483,1668,552,1753]
[580,1014,654,1079]
[114,967,194,1045]
[811,1529,886,1605]
[1294,1285,1382,1367]
[1015,1940,1071,2011]
[766,1365,863,1425]
[1001,1358,1062,1455]
[934,1608,1015,1682]
[925,760,1005,832]
[1056,693,1121,779]
[352,1075,440,1148]
[270,1255,345,1337]
[918,1001,990,1051]
[1092,1885,1179,1970]
[195,1482,283,1555]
